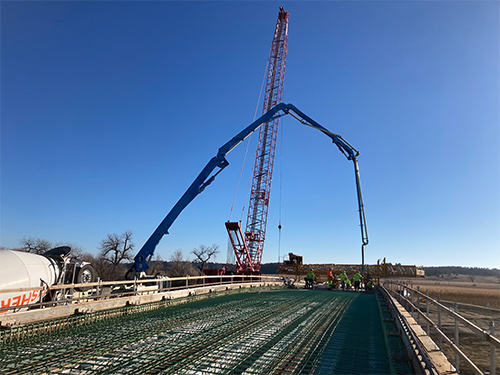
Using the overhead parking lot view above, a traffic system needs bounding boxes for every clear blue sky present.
[1,1,499,269]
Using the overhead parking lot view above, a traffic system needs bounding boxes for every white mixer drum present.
[0,250,60,313]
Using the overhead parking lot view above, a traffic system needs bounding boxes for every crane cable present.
[228,58,269,222]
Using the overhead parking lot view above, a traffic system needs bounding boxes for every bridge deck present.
[0,289,413,374]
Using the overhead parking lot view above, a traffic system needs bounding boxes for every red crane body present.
[226,7,289,274]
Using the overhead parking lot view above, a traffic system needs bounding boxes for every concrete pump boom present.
[128,103,368,278]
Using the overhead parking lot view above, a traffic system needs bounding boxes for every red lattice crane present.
[226,7,289,274]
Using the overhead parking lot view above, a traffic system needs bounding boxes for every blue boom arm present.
[283,104,369,268]
[130,103,368,275]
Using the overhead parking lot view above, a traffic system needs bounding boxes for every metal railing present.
[0,274,279,315]
[378,285,440,375]
[384,280,499,375]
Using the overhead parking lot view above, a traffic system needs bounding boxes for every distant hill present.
[423,266,500,277]
[258,264,500,277]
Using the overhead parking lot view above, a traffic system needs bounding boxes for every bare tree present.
[168,250,198,277]
[19,238,86,259]
[99,231,134,265]
[81,252,97,263]
[469,275,476,286]
[54,242,84,260]
[20,237,52,254]
[192,244,219,274]
[149,253,166,276]
[98,231,134,280]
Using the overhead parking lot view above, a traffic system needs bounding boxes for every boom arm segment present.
[283,104,369,270]
[130,104,287,274]
[130,103,368,275]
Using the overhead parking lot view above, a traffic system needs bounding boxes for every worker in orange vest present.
[327,267,334,289]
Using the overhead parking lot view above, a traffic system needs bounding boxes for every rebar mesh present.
[0,289,413,374]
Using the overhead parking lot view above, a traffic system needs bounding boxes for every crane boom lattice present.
[227,7,289,274]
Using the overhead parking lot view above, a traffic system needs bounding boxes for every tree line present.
[423,266,500,277]
[3,232,219,281]
[5,237,498,280]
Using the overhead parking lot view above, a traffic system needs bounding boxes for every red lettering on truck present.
[30,290,40,303]
[1,290,48,313]
[11,295,21,307]
[0,298,12,313]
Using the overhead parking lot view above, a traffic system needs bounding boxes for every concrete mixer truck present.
[0,247,97,313]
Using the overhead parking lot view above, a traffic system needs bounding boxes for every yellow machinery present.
[277,253,424,283]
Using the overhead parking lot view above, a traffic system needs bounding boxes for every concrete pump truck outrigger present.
[126,103,369,279]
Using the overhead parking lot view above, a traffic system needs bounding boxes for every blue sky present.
[1,1,499,269]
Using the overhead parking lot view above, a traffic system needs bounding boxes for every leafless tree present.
[54,242,84,259]
[98,231,134,280]
[168,250,198,277]
[149,253,167,276]
[81,252,97,263]
[20,237,52,254]
[99,231,134,265]
[192,244,219,274]
[19,238,85,259]
[469,275,476,286]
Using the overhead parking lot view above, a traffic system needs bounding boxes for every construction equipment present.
[128,103,368,279]
[226,7,289,275]
[285,253,303,265]
[227,102,369,275]
[277,253,424,283]
[0,247,97,313]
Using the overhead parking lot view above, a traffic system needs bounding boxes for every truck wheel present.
[75,264,97,292]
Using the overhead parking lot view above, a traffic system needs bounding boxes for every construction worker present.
[353,271,363,292]
[366,278,375,292]
[339,270,348,290]
[327,267,334,289]
[304,269,314,289]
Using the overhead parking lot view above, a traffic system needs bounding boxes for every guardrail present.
[0,275,278,315]
[384,280,499,375]
[378,285,445,375]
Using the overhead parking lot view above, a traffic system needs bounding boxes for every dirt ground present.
[384,276,500,375]
[401,275,500,309]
